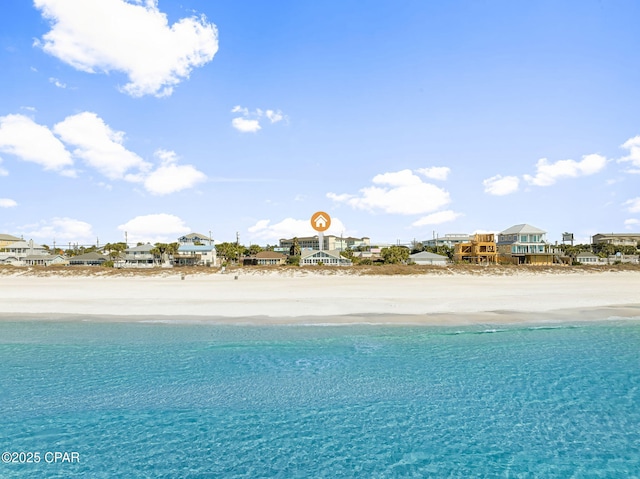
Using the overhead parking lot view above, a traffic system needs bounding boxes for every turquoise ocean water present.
[1,319,639,478]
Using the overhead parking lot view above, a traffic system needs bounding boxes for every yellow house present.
[454,234,497,264]
[0,234,21,250]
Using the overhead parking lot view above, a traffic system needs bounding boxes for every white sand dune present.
[1,271,638,324]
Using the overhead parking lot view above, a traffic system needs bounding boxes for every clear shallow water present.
[0,319,639,478]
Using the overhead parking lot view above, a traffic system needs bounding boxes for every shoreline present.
[1,270,639,325]
[1,305,640,327]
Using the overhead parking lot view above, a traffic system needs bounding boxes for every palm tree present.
[290,237,301,256]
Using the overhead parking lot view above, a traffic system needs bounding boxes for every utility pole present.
[236,231,240,264]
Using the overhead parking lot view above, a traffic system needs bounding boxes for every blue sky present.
[1,0,639,247]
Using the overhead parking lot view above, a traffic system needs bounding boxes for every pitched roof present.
[499,224,546,235]
[4,240,45,249]
[69,252,109,261]
[301,249,345,260]
[180,233,210,240]
[254,251,286,259]
[410,251,449,260]
[24,254,65,260]
[0,234,20,241]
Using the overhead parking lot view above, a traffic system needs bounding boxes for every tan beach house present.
[454,234,498,264]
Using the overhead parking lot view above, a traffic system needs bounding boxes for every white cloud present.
[231,105,249,115]
[34,0,218,97]
[372,170,422,187]
[472,229,499,236]
[143,149,206,195]
[523,153,607,186]
[1,111,205,195]
[624,219,639,227]
[623,197,640,213]
[327,169,450,215]
[231,105,286,132]
[54,112,151,180]
[248,217,349,243]
[618,135,640,173]
[412,210,462,227]
[265,110,284,124]
[0,114,73,172]
[0,198,17,208]
[48,77,66,88]
[483,174,520,196]
[416,166,450,181]
[0,157,7,176]
[21,217,94,243]
[117,213,190,244]
[231,117,261,133]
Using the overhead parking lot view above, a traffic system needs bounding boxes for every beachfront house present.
[0,239,49,266]
[68,252,110,266]
[409,251,449,266]
[243,251,287,266]
[454,234,498,264]
[118,244,156,268]
[574,252,603,265]
[23,254,68,266]
[300,250,352,266]
[174,244,217,266]
[497,224,556,265]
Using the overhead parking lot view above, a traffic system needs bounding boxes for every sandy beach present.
[0,269,638,324]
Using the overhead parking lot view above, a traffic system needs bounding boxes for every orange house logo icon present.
[310,211,331,232]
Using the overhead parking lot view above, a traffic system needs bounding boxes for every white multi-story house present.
[0,240,49,265]
[497,224,556,264]
[175,244,217,266]
[280,235,370,252]
[117,244,156,268]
